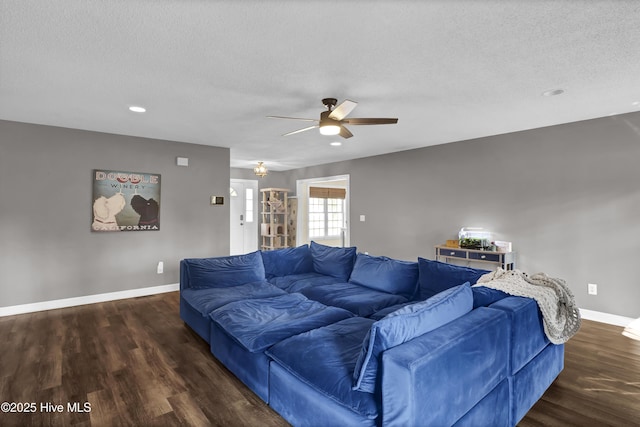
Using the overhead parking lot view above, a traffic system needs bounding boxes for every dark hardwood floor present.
[0,292,638,426]
[519,318,640,427]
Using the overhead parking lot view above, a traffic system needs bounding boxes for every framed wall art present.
[91,169,161,232]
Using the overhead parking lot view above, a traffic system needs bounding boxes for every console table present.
[435,245,516,270]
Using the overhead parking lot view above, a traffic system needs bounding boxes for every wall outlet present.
[360,215,366,222]
[157,261,164,274]
[588,283,597,295]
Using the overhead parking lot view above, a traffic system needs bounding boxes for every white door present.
[230,179,259,255]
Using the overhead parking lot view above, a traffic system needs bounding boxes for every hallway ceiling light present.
[254,161,268,177]
[129,105,147,113]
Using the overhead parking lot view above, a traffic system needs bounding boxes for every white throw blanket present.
[474,268,581,344]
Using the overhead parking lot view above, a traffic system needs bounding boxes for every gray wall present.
[230,167,289,189]
[0,120,230,308]
[281,113,640,318]
[4,113,638,318]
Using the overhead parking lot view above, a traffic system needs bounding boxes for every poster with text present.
[92,169,161,232]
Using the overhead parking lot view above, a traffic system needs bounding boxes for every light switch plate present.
[211,196,224,205]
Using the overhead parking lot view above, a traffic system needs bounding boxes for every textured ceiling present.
[2,1,640,170]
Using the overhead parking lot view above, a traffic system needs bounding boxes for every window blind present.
[309,187,346,199]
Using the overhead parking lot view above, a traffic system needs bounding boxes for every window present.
[309,197,344,239]
[326,198,344,236]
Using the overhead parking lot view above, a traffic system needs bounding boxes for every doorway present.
[296,174,350,248]
[229,179,259,255]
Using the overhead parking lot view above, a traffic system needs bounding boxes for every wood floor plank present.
[87,388,119,426]
[166,391,210,426]
[534,384,633,426]
[1,292,638,426]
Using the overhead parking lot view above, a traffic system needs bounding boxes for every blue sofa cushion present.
[352,283,474,393]
[210,293,353,352]
[370,284,499,318]
[472,285,509,308]
[418,257,489,299]
[489,296,551,374]
[183,251,265,288]
[301,282,408,317]
[181,281,286,316]
[268,272,339,293]
[310,241,357,281]
[261,245,313,279]
[348,253,418,299]
[369,302,412,321]
[266,317,379,419]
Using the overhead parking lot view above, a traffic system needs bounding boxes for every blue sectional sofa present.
[180,242,564,427]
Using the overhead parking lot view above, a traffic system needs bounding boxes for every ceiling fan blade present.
[283,125,319,136]
[328,100,358,121]
[267,115,317,122]
[342,118,398,125]
[339,126,353,139]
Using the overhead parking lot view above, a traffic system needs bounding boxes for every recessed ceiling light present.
[632,101,640,106]
[542,89,564,97]
[330,141,342,146]
[129,105,146,113]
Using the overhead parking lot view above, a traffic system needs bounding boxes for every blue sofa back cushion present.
[183,251,265,288]
[261,245,314,279]
[310,241,357,281]
[352,283,474,394]
[348,253,419,298]
[418,257,490,299]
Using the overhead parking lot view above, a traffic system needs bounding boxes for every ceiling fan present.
[267,98,398,139]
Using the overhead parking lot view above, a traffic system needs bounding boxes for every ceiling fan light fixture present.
[271,98,397,139]
[319,124,341,135]
[319,111,341,135]
[254,161,268,178]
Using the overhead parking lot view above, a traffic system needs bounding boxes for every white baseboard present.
[580,308,635,327]
[0,283,179,317]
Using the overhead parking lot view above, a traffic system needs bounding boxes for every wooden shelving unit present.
[260,188,289,250]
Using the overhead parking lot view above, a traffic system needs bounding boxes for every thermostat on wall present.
[211,196,224,205]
